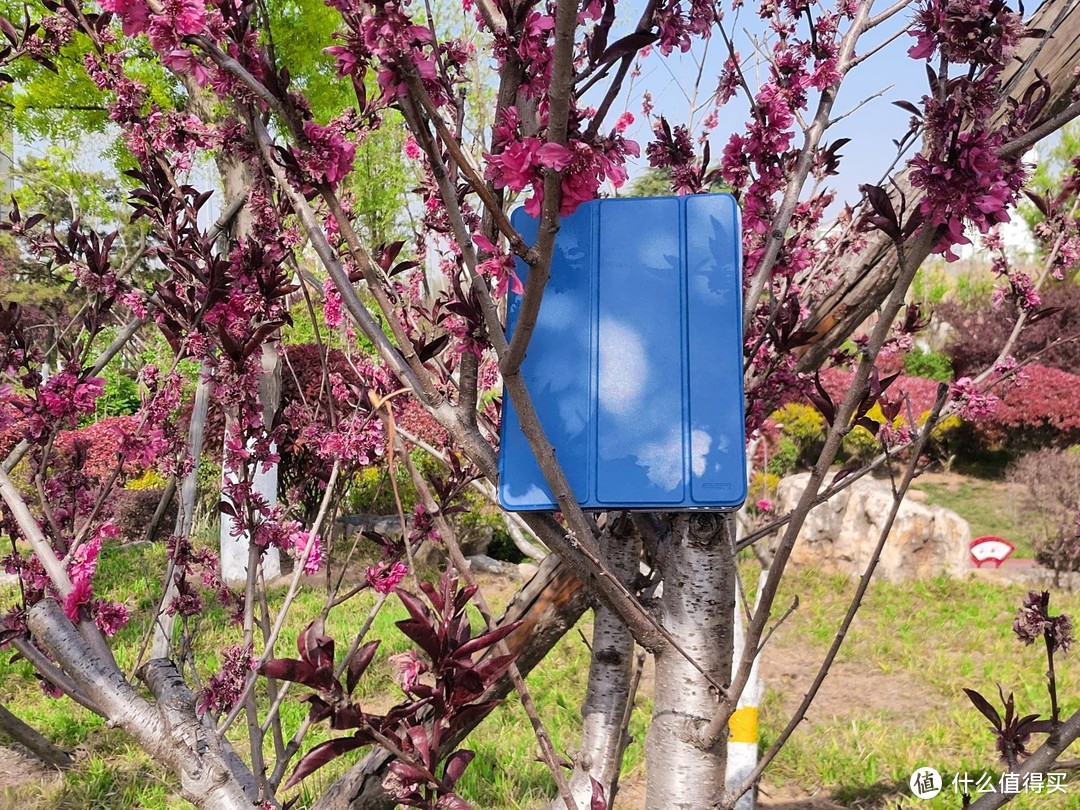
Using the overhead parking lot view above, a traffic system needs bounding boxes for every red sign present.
[969,536,1015,568]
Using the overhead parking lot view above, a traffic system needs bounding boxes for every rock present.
[466,554,521,578]
[517,562,539,581]
[773,472,970,582]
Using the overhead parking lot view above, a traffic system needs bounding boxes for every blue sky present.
[586,2,930,207]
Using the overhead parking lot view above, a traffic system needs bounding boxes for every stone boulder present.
[773,472,970,582]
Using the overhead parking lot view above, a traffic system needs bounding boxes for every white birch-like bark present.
[151,365,211,658]
[645,513,737,810]
[544,520,640,809]
[221,343,281,585]
[27,599,257,808]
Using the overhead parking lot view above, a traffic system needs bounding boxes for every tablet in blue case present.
[498,194,747,511]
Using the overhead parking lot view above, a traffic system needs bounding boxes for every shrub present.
[981,364,1080,449]
[938,280,1080,377]
[54,415,141,483]
[767,402,826,473]
[113,486,177,543]
[903,348,953,382]
[93,366,141,419]
[749,471,780,505]
[841,424,880,463]
[766,437,800,477]
[1008,449,1080,577]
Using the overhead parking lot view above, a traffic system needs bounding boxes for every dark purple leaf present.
[1022,189,1050,218]
[807,374,835,426]
[830,461,861,486]
[330,703,364,730]
[591,775,608,809]
[597,31,658,65]
[418,334,450,363]
[301,693,335,723]
[588,0,616,63]
[892,100,922,117]
[346,639,381,696]
[442,749,475,788]
[407,724,432,767]
[964,688,1002,729]
[396,618,441,662]
[0,16,18,45]
[436,794,472,810]
[453,619,523,658]
[396,588,433,626]
[260,658,318,687]
[284,736,367,789]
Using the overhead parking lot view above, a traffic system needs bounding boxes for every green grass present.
[0,541,632,809]
[3,541,1079,808]
[759,566,1080,808]
[911,477,1033,557]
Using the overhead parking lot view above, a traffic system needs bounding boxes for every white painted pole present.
[727,435,765,810]
[726,569,767,810]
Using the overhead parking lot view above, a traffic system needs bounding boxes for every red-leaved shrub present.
[938,281,1080,377]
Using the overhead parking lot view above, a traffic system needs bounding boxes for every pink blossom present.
[93,601,129,636]
[366,560,408,594]
[756,498,773,512]
[389,650,428,692]
[473,233,522,297]
[68,536,103,585]
[289,530,325,575]
[404,136,422,160]
[197,644,255,715]
[536,142,574,171]
[951,377,999,421]
[62,577,93,622]
[161,48,211,86]
[99,0,151,36]
[323,277,344,328]
[300,119,356,187]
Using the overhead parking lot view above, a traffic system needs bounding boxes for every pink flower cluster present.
[908,0,1024,67]
[472,233,521,298]
[38,370,105,422]
[288,530,325,575]
[484,107,638,218]
[197,644,255,716]
[62,533,130,636]
[366,560,408,594]
[950,377,999,422]
[299,118,357,188]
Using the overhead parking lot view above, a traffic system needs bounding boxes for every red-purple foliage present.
[818,368,942,418]
[937,282,1080,377]
[980,364,1080,447]
[54,415,142,483]
[820,364,1080,449]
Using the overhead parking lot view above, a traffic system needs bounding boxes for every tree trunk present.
[221,342,282,584]
[796,0,1080,373]
[152,364,211,658]
[27,599,257,808]
[645,513,737,810]
[0,702,74,769]
[547,518,641,809]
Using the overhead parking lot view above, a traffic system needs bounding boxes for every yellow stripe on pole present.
[729,707,759,744]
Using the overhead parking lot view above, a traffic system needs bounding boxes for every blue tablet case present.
[498,194,747,511]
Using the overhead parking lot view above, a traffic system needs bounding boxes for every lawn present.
[910,472,1033,557]
[1,534,1077,808]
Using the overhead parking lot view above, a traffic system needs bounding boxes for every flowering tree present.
[1,0,1080,807]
